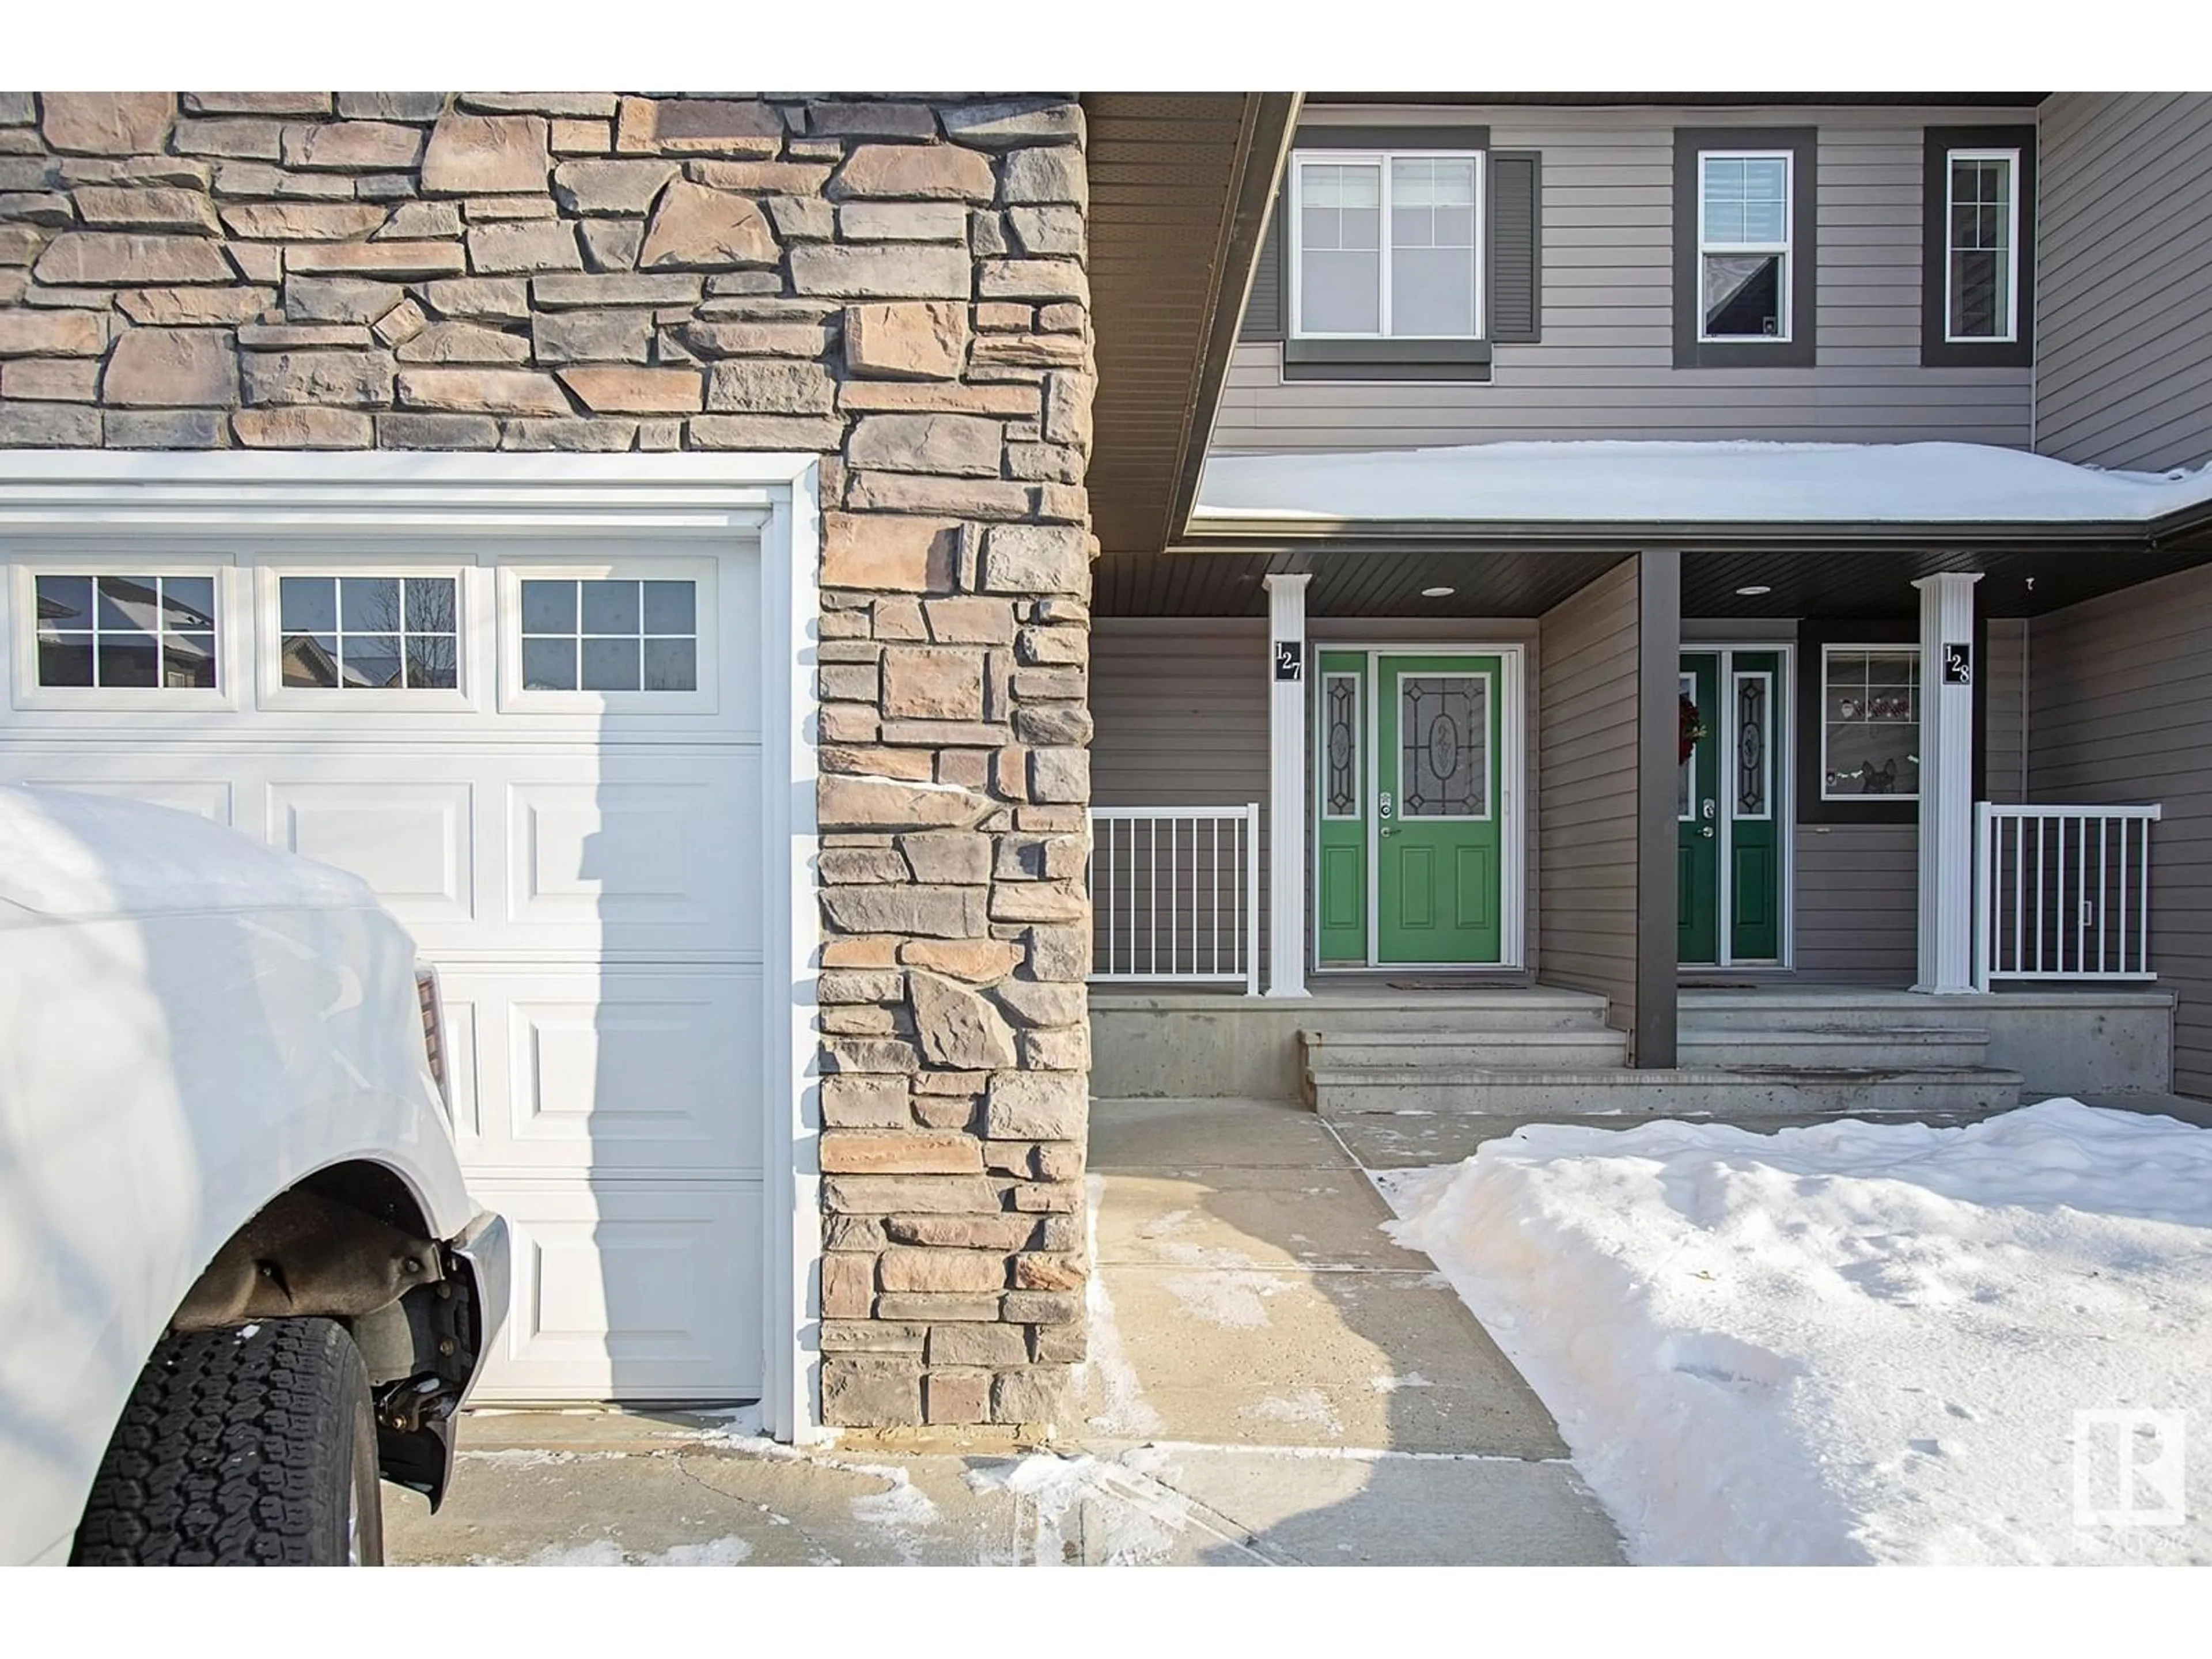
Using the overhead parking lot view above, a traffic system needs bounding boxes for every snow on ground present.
[490,1536,754,1567]
[1379,1101,2212,1565]
[1197,440,2212,526]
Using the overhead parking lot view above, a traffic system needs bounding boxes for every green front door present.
[1679,648,1786,965]
[1679,653,1721,964]
[1376,653,1504,965]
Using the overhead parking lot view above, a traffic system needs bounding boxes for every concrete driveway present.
[389,1096,1621,1566]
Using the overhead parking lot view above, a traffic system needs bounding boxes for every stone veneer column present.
[0,90,1096,1430]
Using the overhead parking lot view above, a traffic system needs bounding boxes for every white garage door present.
[0,540,766,1403]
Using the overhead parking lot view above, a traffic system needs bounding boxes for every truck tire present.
[70,1317,384,1566]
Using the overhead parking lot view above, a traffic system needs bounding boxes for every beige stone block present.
[991,1365,1074,1426]
[821,1075,911,1130]
[283,120,425,172]
[395,366,569,415]
[101,327,237,406]
[844,299,964,380]
[1001,146,1086,207]
[395,320,531,365]
[421,113,550,195]
[35,232,232,286]
[1,357,100,400]
[703,357,834,414]
[820,881,989,938]
[550,158,676,215]
[878,1247,1007,1294]
[820,1317,922,1353]
[183,92,334,116]
[112,285,269,326]
[1028,747,1089,805]
[232,406,373,448]
[882,647,984,721]
[787,242,971,300]
[990,978,1085,1029]
[821,935,901,969]
[557,365,703,414]
[0,309,106,357]
[990,880,1084,924]
[550,119,613,155]
[499,418,637,452]
[637,180,778,270]
[820,1355,922,1427]
[872,1293,1000,1323]
[820,513,960,593]
[908,971,1017,1070]
[821,1251,877,1319]
[923,1369,991,1425]
[464,221,581,275]
[982,1073,1085,1141]
[900,938,1022,983]
[687,413,844,450]
[846,471,1034,520]
[832,143,996,203]
[617,99,782,157]
[890,1214,1036,1252]
[40,94,175,157]
[1032,1322,1086,1364]
[285,240,465,279]
[822,1173,1000,1215]
[838,201,968,243]
[821,1131,984,1176]
[849,412,1001,477]
[73,187,218,236]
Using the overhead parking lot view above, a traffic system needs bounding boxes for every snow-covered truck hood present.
[0,785,478,1566]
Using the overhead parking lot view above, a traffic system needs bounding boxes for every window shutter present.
[1240,195,1285,342]
[1488,150,1541,343]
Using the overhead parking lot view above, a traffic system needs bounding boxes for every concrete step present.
[1302,1027,1631,1071]
[1308,1064,2025,1119]
[1677,1025,1992,1068]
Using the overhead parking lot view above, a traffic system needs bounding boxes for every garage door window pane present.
[281,575,459,691]
[523,636,577,691]
[35,573,219,690]
[521,577,698,694]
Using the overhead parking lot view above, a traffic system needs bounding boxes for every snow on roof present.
[0,785,379,922]
[1194,441,2212,527]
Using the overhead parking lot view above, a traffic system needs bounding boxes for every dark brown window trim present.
[1673,126,1819,370]
[1794,616,1986,827]
[1267,123,1499,379]
[1921,124,2036,369]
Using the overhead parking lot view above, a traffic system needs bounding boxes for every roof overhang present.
[1082,92,1302,556]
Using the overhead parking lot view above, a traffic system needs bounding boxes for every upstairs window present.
[1921,124,2035,369]
[1290,151,1483,340]
[1944,148,2020,343]
[1698,151,1793,341]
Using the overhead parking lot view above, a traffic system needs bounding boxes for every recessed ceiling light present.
[1736,584,1772,596]
[1422,585,1456,598]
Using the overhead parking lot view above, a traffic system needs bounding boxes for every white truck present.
[0,784,507,1566]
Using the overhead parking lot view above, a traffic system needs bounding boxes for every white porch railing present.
[1088,805,1260,993]
[1974,802,2162,989]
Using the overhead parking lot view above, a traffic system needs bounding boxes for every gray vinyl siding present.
[1213,102,2035,453]
[1537,560,1642,1033]
[2036,93,2212,472]
[2029,563,2212,1097]
[1090,618,1273,980]
[1984,618,2029,806]
[1794,825,1918,983]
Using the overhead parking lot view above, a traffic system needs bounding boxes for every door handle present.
[1381,826,1395,838]
[1700,826,1715,839]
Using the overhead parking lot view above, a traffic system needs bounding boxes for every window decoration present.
[1293,151,1483,340]
[520,577,698,693]
[1398,674,1487,817]
[278,575,458,690]
[1734,672,1771,819]
[1698,152,1791,340]
[1678,691,1708,767]
[34,574,217,690]
[1946,149,2018,342]
[1822,647,1919,800]
[1323,673,1361,819]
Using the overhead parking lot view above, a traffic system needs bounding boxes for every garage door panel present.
[269,779,475,930]
[505,753,759,956]
[469,1179,760,1401]
[434,967,761,1175]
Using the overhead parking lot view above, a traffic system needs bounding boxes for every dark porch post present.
[1636,549,1682,1067]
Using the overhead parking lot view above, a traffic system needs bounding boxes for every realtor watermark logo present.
[2073,1409,2187,1528]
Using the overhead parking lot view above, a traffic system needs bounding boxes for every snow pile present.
[495,1536,753,1567]
[1198,440,2212,527]
[966,1453,1228,1566]
[1381,1101,2212,1565]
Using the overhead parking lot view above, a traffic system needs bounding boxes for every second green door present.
[1679,647,1785,966]
[1377,653,1505,965]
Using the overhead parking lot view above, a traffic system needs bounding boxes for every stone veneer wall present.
[0,91,1095,1429]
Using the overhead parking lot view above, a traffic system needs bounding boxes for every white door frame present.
[0,452,825,1444]
[1309,641,1526,973]
[1681,640,1796,971]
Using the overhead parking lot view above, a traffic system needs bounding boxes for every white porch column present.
[1263,573,1311,998]
[1913,572,1980,993]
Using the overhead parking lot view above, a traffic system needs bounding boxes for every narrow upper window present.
[1945,148,2019,343]
[279,575,459,691]
[1291,151,1482,340]
[1698,151,1792,341]
[35,574,217,689]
